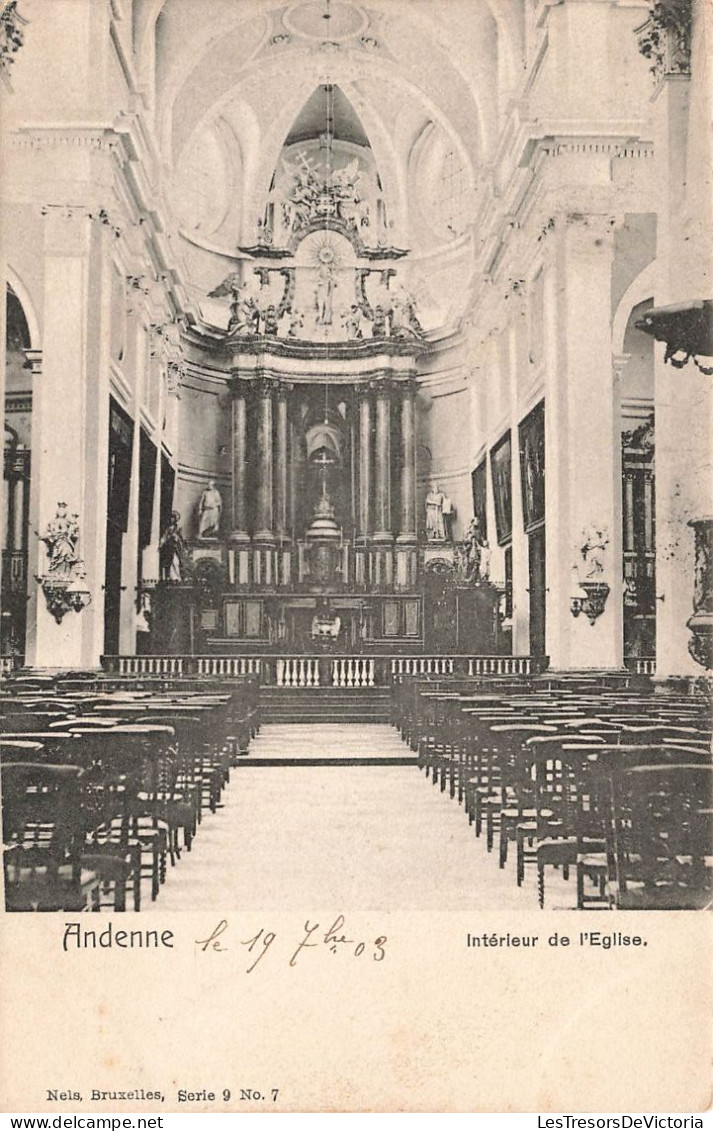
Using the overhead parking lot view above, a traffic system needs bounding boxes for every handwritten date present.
[196,916,387,972]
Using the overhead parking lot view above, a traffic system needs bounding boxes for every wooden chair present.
[2,762,100,912]
[607,762,713,909]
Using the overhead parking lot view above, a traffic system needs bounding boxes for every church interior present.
[1,0,712,914]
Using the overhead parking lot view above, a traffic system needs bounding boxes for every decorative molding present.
[11,129,122,152]
[166,359,186,398]
[0,1,28,87]
[5,392,32,413]
[622,412,655,452]
[635,0,691,81]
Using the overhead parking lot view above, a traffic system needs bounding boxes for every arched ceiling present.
[285,85,369,149]
[144,0,525,334]
[146,0,524,175]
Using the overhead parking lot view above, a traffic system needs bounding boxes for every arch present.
[612,259,657,356]
[248,70,409,241]
[6,267,41,350]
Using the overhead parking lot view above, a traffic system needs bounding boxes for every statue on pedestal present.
[425,483,453,543]
[159,511,188,582]
[462,516,486,582]
[197,481,222,539]
[39,502,81,577]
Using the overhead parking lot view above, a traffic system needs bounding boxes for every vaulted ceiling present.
[135,0,525,176]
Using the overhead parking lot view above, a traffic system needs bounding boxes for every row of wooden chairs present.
[1,676,260,912]
[393,673,712,910]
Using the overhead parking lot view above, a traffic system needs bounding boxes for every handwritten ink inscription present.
[195,915,388,972]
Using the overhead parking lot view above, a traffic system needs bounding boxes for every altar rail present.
[626,657,657,676]
[102,654,545,686]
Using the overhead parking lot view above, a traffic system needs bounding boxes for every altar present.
[144,128,505,661]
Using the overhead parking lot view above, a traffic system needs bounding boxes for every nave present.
[3,669,710,916]
[143,723,541,912]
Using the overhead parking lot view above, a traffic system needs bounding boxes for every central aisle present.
[149,724,560,912]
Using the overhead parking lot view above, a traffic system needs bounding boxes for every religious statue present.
[371,304,387,339]
[39,502,81,577]
[159,511,188,582]
[341,305,363,340]
[389,286,424,341]
[209,272,263,336]
[425,483,453,543]
[197,481,222,539]
[579,526,609,578]
[462,516,485,582]
[36,502,91,624]
[263,305,279,336]
[315,263,335,325]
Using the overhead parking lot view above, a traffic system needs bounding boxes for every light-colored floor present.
[238,721,415,761]
[147,724,577,912]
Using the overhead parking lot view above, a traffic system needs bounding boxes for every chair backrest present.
[1,761,84,865]
[611,763,713,903]
[0,713,66,733]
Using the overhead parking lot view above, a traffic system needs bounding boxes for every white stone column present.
[650,59,713,677]
[508,296,530,656]
[118,291,147,654]
[654,358,713,677]
[28,207,109,669]
[543,212,624,671]
[142,342,165,585]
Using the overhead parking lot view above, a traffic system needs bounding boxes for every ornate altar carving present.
[281,152,370,237]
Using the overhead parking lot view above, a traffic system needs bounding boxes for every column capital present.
[369,375,392,396]
[253,374,281,398]
[397,375,418,398]
[228,372,249,397]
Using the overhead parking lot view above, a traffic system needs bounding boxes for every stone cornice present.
[474,124,654,283]
[9,120,195,327]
